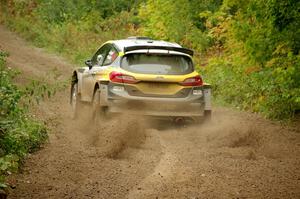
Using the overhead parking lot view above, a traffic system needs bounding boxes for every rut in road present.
[1,25,299,199]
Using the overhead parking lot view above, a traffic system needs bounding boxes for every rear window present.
[121,54,194,75]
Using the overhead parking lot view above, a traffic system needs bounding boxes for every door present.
[81,44,111,102]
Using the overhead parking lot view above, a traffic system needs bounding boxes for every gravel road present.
[1,25,299,199]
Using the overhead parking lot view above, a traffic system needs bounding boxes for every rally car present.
[70,37,211,122]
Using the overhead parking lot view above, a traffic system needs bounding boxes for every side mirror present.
[85,60,92,69]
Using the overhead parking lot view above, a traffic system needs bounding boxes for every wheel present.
[92,88,107,124]
[70,83,80,119]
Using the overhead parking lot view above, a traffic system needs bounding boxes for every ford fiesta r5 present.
[70,37,212,122]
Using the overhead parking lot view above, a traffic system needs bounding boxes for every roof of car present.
[111,37,182,50]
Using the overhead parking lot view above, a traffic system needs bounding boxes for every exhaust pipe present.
[174,117,184,124]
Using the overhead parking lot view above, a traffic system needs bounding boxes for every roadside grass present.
[0,51,60,191]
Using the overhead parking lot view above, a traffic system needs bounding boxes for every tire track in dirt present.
[127,128,195,199]
[128,112,300,198]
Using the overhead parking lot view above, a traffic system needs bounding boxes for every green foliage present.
[0,52,47,188]
[35,0,93,24]
[138,0,220,51]
[34,0,142,24]
[204,0,300,119]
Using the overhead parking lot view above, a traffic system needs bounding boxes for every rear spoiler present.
[123,45,194,56]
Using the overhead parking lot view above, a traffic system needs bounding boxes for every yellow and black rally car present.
[70,37,211,122]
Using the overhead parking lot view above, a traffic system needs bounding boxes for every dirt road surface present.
[0,25,300,199]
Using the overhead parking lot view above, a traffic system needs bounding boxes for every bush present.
[0,52,47,188]
[203,0,300,119]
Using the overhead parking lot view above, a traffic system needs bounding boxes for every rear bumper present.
[108,101,204,116]
[99,83,211,117]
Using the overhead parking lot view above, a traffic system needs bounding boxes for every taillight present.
[109,71,139,84]
[180,75,203,86]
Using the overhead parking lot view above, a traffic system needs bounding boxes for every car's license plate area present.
[124,82,188,97]
[147,82,171,89]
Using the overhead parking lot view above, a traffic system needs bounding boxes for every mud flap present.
[99,83,109,106]
[203,87,211,111]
